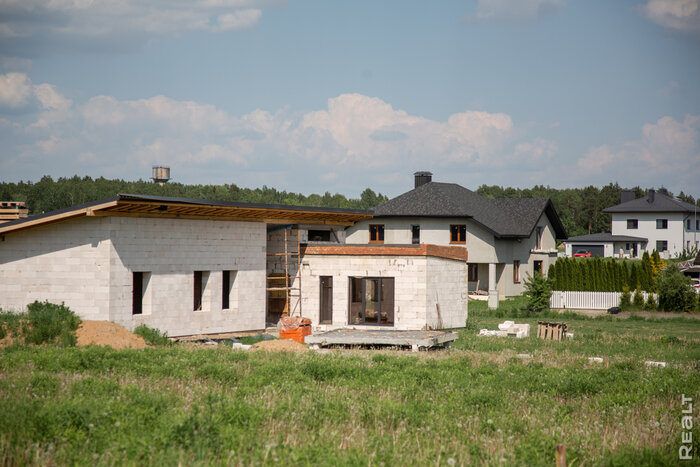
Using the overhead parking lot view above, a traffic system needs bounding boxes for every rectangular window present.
[411,225,420,244]
[468,264,478,281]
[194,271,210,311]
[513,260,520,283]
[308,230,331,242]
[697,220,700,231]
[534,260,543,276]
[535,227,543,249]
[369,224,384,243]
[656,240,668,252]
[450,224,466,244]
[320,276,333,324]
[687,219,692,230]
[656,219,668,229]
[222,270,237,310]
[132,272,151,316]
[627,219,638,229]
[348,277,394,326]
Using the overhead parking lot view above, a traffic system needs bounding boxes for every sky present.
[0,0,699,199]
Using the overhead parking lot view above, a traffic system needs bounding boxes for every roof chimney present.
[648,189,655,204]
[414,171,432,189]
[620,189,635,204]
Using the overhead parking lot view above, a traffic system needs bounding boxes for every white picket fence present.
[550,290,657,310]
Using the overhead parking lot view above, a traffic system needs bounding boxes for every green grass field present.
[1,301,699,466]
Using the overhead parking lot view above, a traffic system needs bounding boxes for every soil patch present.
[250,338,309,353]
[76,321,148,350]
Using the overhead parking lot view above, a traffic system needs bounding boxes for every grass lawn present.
[2,300,699,466]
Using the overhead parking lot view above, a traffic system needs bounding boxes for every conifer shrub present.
[644,294,657,311]
[619,286,632,310]
[523,272,553,311]
[632,289,645,309]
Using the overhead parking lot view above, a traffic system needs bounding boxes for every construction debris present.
[588,357,604,363]
[645,360,667,368]
[537,321,568,341]
[478,321,530,338]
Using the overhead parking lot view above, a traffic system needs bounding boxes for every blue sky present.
[1,0,699,198]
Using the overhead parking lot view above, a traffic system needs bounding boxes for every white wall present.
[611,212,686,257]
[0,216,268,337]
[299,254,467,330]
[0,217,111,319]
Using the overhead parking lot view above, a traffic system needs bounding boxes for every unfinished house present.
[0,194,371,336]
[345,172,567,308]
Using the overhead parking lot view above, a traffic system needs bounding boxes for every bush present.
[523,272,552,310]
[619,286,632,309]
[22,301,81,346]
[134,324,172,346]
[657,265,695,312]
[644,294,657,311]
[632,290,645,309]
[0,310,22,339]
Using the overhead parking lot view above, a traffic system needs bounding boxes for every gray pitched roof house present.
[346,172,567,308]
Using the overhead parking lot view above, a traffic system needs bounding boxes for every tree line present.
[0,176,389,215]
[477,183,698,238]
[1,177,697,238]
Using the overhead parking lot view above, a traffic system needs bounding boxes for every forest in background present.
[1,176,698,238]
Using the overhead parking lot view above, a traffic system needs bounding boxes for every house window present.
[222,270,237,310]
[468,264,478,282]
[132,272,151,315]
[687,219,692,231]
[697,219,700,231]
[513,260,520,283]
[450,224,466,244]
[308,230,331,242]
[194,271,210,311]
[535,227,543,249]
[411,225,420,244]
[656,219,668,229]
[348,277,394,326]
[627,219,638,229]
[656,240,668,252]
[369,224,384,243]
[534,261,543,276]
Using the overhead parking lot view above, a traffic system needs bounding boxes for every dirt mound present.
[76,321,148,350]
[250,338,309,353]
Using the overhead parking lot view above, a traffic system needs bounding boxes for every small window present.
[697,220,700,231]
[656,240,668,252]
[536,227,543,249]
[513,260,520,283]
[534,260,543,276]
[194,271,210,311]
[348,277,394,326]
[308,230,331,242]
[369,224,384,243]
[411,225,420,244]
[468,264,478,281]
[627,219,638,229]
[656,219,668,229]
[132,272,151,316]
[687,219,692,230]
[450,224,466,244]
[222,270,237,310]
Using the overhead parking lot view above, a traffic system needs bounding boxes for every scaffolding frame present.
[266,226,302,317]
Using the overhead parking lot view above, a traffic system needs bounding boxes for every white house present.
[564,189,699,259]
[344,172,568,308]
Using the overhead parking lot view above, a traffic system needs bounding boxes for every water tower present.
[151,166,171,186]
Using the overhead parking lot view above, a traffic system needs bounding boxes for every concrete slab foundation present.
[305,328,459,351]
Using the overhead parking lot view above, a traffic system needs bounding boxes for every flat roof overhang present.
[0,194,373,237]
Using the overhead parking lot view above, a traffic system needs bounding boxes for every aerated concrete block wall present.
[300,254,467,330]
[0,217,112,320]
[108,217,267,336]
[426,257,468,329]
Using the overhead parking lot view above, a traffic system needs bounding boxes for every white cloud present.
[0,0,270,57]
[576,115,700,190]
[643,0,700,34]
[471,0,565,22]
[0,72,33,109]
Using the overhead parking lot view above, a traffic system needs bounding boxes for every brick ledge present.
[301,243,468,262]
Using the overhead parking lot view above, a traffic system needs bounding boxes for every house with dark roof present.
[564,189,699,259]
[344,172,567,308]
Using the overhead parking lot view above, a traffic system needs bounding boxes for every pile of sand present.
[76,321,148,350]
[250,338,309,353]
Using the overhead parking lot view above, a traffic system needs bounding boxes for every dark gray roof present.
[373,182,567,239]
[565,232,647,243]
[603,192,698,213]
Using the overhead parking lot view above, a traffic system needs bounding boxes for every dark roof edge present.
[0,196,119,229]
